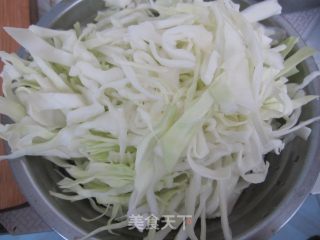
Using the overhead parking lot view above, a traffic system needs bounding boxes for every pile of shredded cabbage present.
[1,0,320,239]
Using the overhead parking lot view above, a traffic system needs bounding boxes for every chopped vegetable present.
[0,0,319,239]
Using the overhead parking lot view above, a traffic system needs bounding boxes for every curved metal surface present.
[8,1,320,239]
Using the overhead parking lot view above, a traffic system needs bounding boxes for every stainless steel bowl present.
[9,0,320,239]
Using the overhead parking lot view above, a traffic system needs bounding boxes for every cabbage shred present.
[0,0,319,239]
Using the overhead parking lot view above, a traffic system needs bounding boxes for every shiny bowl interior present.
[8,0,320,239]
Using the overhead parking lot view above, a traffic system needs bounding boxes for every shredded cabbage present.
[0,0,319,239]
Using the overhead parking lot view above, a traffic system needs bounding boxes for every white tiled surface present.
[272,196,320,240]
[37,0,62,17]
[0,231,63,240]
[284,6,320,69]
